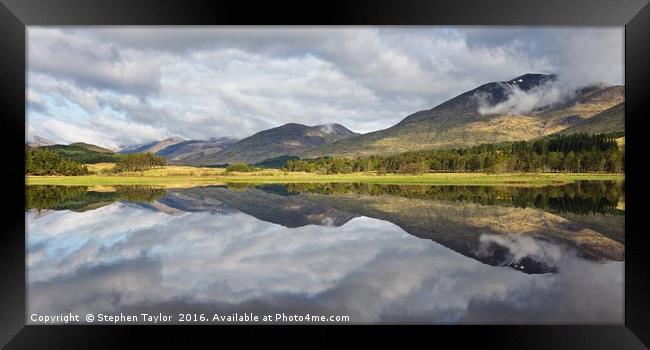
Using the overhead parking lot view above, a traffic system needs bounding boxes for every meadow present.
[25,163,625,188]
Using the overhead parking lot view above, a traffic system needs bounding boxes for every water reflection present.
[26,182,624,324]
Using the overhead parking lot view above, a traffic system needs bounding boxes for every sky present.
[26,26,624,151]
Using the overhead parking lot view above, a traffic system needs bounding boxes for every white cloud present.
[26,27,624,148]
[477,80,571,115]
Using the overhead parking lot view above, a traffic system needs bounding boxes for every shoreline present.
[26,172,625,188]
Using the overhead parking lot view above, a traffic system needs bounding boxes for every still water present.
[26,181,624,324]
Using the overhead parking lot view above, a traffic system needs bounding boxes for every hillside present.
[39,143,122,164]
[553,102,624,136]
[303,74,624,159]
[205,123,358,165]
[69,142,114,154]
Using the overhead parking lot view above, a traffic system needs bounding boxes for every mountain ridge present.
[302,74,624,159]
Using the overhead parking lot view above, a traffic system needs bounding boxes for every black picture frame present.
[1,0,648,348]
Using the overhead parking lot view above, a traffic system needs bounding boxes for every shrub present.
[225,163,253,173]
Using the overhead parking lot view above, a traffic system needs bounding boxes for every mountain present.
[303,74,624,158]
[156,137,239,165]
[204,123,359,165]
[118,137,185,154]
[27,135,56,148]
[553,102,624,136]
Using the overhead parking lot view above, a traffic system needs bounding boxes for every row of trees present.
[25,148,90,175]
[114,152,167,172]
[284,133,624,174]
[282,180,623,215]
[26,185,167,211]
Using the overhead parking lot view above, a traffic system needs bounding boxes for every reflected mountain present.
[168,185,358,228]
[26,181,624,274]
[296,190,623,274]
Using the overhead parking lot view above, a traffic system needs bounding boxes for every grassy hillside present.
[554,102,624,136]
[69,142,114,153]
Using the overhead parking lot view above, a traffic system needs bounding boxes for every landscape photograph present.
[25,26,625,324]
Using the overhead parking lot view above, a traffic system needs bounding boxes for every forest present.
[26,148,168,175]
[283,133,624,174]
[25,148,91,175]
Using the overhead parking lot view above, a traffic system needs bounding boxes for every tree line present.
[25,148,90,175]
[26,148,168,175]
[114,153,167,172]
[283,133,624,174]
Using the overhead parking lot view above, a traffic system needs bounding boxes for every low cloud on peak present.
[476,78,568,116]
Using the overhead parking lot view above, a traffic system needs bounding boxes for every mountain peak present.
[313,123,358,136]
[504,73,556,90]
[163,136,185,141]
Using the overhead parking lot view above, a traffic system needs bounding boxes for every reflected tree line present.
[281,181,624,215]
[26,181,624,215]
[26,185,166,211]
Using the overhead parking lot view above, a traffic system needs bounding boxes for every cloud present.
[476,80,572,115]
[28,28,165,97]
[26,27,624,148]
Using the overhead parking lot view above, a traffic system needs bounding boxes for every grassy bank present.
[26,166,624,188]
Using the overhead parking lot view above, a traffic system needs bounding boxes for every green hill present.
[40,143,122,164]
[69,142,115,153]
